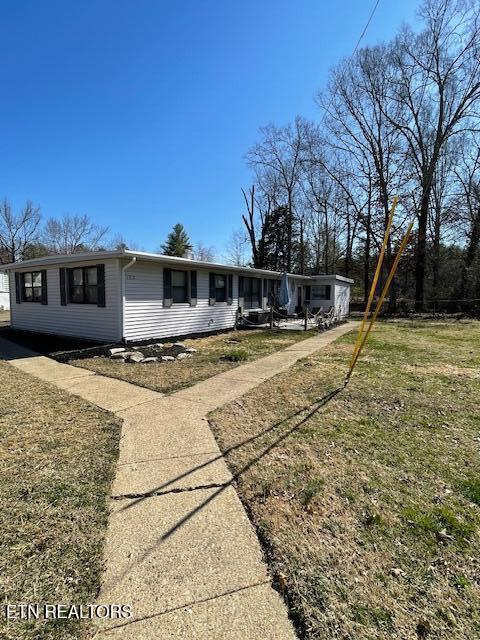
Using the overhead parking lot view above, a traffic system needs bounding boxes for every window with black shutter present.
[215,274,227,302]
[67,265,103,305]
[171,270,188,303]
[21,271,44,303]
[243,277,261,309]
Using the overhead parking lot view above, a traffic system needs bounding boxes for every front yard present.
[72,328,317,394]
[209,320,480,639]
[0,361,121,640]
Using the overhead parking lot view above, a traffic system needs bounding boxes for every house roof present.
[2,250,354,283]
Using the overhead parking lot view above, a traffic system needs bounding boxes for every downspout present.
[121,256,136,342]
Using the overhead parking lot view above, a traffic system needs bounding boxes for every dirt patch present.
[402,363,480,379]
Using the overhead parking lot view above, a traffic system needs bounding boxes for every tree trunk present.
[431,197,442,305]
[345,211,352,278]
[299,218,305,274]
[415,189,431,311]
[324,202,329,274]
[364,206,371,304]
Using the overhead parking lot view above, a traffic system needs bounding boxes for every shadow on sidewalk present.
[107,386,343,594]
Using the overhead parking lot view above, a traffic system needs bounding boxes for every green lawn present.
[0,361,121,640]
[72,328,317,394]
[209,320,480,639]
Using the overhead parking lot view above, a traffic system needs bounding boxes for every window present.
[214,274,227,302]
[69,266,99,304]
[264,279,279,306]
[22,271,43,302]
[244,277,261,309]
[312,284,331,300]
[172,270,188,303]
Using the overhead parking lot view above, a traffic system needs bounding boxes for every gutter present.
[120,256,137,342]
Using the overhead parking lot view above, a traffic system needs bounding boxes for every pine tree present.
[161,223,193,257]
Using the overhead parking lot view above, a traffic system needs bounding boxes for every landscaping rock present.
[173,342,186,348]
[185,347,197,353]
[127,352,144,363]
[109,347,126,356]
[132,346,144,351]
[141,357,158,363]
[161,355,175,362]
[176,352,189,360]
[111,352,127,360]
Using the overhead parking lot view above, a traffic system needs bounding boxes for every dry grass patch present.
[209,320,480,640]
[0,361,121,640]
[73,328,316,394]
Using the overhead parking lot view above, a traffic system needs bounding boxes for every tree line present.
[239,0,480,311]
[0,200,216,264]
[0,200,111,263]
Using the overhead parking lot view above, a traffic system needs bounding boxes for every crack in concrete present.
[95,579,272,635]
[116,449,221,466]
[111,480,232,501]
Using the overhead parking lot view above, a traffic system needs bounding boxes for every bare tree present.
[43,214,109,254]
[108,234,143,251]
[224,228,249,266]
[193,242,216,262]
[318,44,409,307]
[0,199,41,263]
[384,0,480,308]
[453,136,480,300]
[241,185,259,267]
[246,117,308,271]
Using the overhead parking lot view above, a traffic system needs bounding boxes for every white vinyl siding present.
[334,281,351,319]
[124,261,238,341]
[9,259,121,341]
[308,276,351,319]
[0,270,9,310]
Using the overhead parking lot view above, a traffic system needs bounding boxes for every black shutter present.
[14,272,22,304]
[163,267,172,307]
[227,273,233,305]
[238,275,244,297]
[305,285,311,304]
[189,270,197,307]
[97,264,106,307]
[40,270,48,305]
[325,284,332,300]
[59,268,67,305]
[238,275,244,309]
[209,273,216,305]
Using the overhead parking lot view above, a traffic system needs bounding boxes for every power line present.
[321,0,381,121]
[351,0,381,59]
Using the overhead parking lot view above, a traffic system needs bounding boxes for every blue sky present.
[0,0,419,256]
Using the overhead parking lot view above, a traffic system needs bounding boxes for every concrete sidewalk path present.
[0,322,355,639]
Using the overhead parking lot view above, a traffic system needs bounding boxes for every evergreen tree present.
[161,223,192,257]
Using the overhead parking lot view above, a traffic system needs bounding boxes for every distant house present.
[4,250,353,343]
[0,270,10,311]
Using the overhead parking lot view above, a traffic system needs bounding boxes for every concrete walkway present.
[0,322,355,639]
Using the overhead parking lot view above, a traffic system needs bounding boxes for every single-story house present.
[4,250,353,343]
[0,270,9,311]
